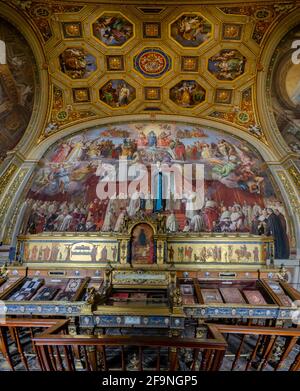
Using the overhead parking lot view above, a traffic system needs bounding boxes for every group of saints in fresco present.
[23,122,290,259]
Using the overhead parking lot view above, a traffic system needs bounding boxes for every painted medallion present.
[134,48,171,78]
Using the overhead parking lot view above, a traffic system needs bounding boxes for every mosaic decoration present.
[170,81,206,108]
[134,48,171,78]
[59,48,97,79]
[208,49,246,81]
[72,88,90,103]
[23,121,288,258]
[106,55,124,71]
[170,14,212,47]
[181,56,199,72]
[92,13,134,46]
[99,80,136,108]
[222,24,242,40]
[62,22,83,39]
[268,24,300,154]
[143,22,161,38]
[144,87,161,101]
[0,18,36,163]
[215,89,233,104]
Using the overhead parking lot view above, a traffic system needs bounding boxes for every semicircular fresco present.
[23,121,289,258]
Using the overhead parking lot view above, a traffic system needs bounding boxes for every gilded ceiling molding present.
[219,3,296,45]
[8,1,85,43]
[4,0,274,145]
[256,9,300,159]
[11,0,298,5]
[277,170,300,219]
[287,165,300,192]
[39,85,97,141]
[2,176,34,245]
[208,86,267,143]
[0,168,28,230]
[0,2,50,166]
[0,163,18,199]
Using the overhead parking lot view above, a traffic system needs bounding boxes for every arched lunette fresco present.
[20,119,291,259]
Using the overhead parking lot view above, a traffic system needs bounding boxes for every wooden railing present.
[0,318,69,371]
[214,324,300,371]
[33,324,227,371]
[1,318,300,371]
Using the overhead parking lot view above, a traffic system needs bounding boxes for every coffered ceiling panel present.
[4,0,299,145]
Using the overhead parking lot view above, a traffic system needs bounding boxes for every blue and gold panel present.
[134,48,171,78]
[80,314,184,329]
[5,302,83,316]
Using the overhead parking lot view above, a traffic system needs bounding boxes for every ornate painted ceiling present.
[2,0,299,150]
[0,0,299,254]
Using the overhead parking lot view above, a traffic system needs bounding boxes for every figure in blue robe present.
[138,229,147,246]
[154,170,164,212]
[148,131,157,147]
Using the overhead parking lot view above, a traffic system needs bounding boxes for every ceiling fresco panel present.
[99,79,136,108]
[59,47,97,79]
[92,12,134,47]
[170,13,213,48]
[2,0,299,149]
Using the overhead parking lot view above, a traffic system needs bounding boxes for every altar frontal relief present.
[23,121,289,259]
[167,239,266,264]
[20,237,119,263]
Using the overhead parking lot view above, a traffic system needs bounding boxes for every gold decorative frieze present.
[277,171,300,218]
[0,168,28,227]
[0,164,17,199]
[288,166,300,192]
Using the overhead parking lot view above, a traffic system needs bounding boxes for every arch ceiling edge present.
[0,2,50,170]
[256,9,300,160]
